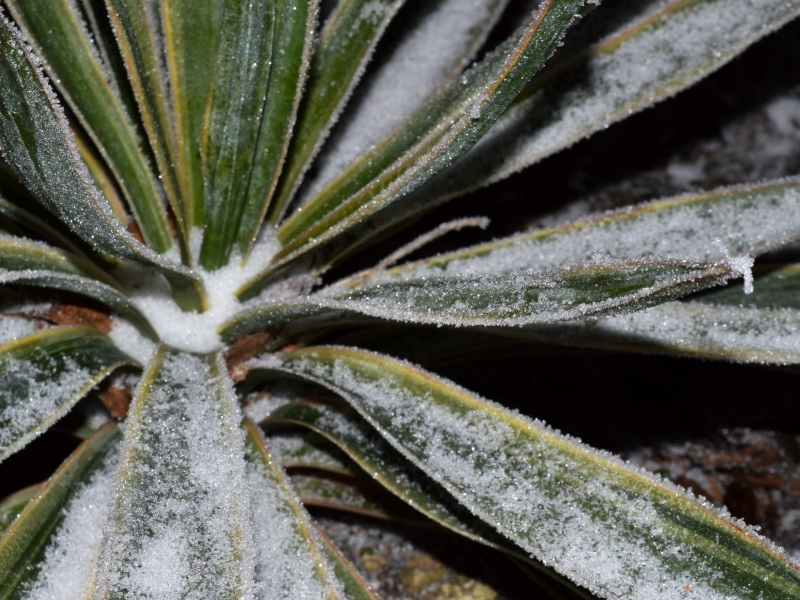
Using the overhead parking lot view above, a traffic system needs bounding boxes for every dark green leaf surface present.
[269,0,406,224]
[264,0,587,294]
[5,0,174,252]
[162,0,225,230]
[0,17,206,309]
[0,423,121,597]
[270,346,800,599]
[223,259,732,340]
[95,347,254,598]
[0,326,133,463]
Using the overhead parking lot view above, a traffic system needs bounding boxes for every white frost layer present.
[523,301,800,364]
[300,0,508,204]
[0,316,40,345]
[20,442,120,600]
[108,316,156,364]
[435,0,800,196]
[124,230,280,353]
[247,442,338,599]
[384,184,800,281]
[0,352,89,455]
[282,350,798,599]
[95,351,256,599]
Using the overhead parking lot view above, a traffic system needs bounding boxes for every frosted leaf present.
[265,431,353,475]
[428,0,800,201]
[0,327,133,462]
[94,349,256,599]
[19,440,120,600]
[273,347,800,599]
[300,0,509,206]
[244,423,343,600]
[0,316,39,345]
[381,181,800,281]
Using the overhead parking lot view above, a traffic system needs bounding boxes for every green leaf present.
[0,326,134,463]
[0,483,40,536]
[94,347,255,598]
[270,346,800,599]
[0,194,86,258]
[265,429,357,477]
[0,236,157,339]
[243,418,345,598]
[200,0,317,269]
[0,17,206,309]
[263,0,588,293]
[432,0,800,201]
[379,178,800,281]
[511,264,800,364]
[0,423,121,597]
[222,259,732,340]
[162,0,225,230]
[269,0,406,224]
[5,0,175,253]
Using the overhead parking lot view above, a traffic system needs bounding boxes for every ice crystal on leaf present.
[0,1,799,599]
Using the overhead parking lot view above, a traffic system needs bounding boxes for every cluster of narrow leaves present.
[0,0,799,598]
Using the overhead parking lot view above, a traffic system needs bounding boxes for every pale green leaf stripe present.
[0,424,121,598]
[0,326,134,464]
[0,484,41,536]
[0,236,157,338]
[243,418,344,599]
[105,0,186,246]
[265,0,587,287]
[269,0,406,224]
[378,178,800,282]
[0,18,206,310]
[512,265,800,364]
[222,260,732,340]
[5,0,174,253]
[431,0,800,201]
[266,401,512,547]
[235,0,317,260]
[162,0,225,230]
[273,346,800,599]
[94,347,255,598]
[316,530,380,600]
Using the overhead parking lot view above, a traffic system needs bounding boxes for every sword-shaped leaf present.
[200,0,316,269]
[264,0,588,293]
[162,0,225,230]
[5,0,174,253]
[316,529,380,600]
[269,346,800,599]
[0,17,206,309]
[376,178,800,281]
[432,0,800,201]
[0,483,40,536]
[0,326,134,463]
[94,347,255,598]
[223,259,732,339]
[104,0,186,244]
[0,423,121,598]
[0,194,86,257]
[269,0,406,223]
[513,264,800,364]
[0,236,157,338]
[243,418,345,599]
[286,0,509,219]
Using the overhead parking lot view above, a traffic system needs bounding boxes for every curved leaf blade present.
[267,0,588,288]
[316,529,380,600]
[0,17,206,309]
[5,0,174,252]
[222,259,732,339]
[94,347,255,598]
[0,483,40,536]
[432,0,800,200]
[270,346,800,599]
[0,423,121,598]
[269,0,406,223]
[0,326,134,464]
[380,178,800,280]
[243,418,345,599]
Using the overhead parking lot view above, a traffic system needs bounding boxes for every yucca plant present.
[0,0,799,597]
